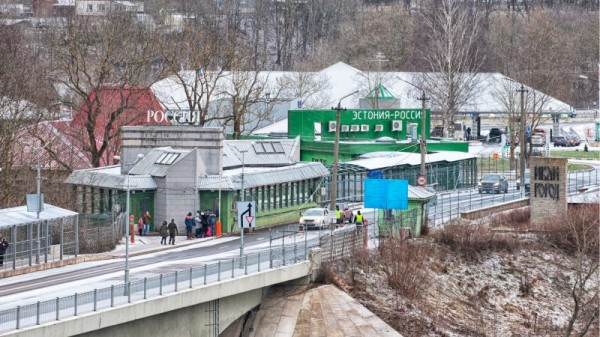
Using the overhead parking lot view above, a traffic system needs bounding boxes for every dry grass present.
[489,207,530,229]
[432,219,520,259]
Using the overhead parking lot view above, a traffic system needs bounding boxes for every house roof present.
[342,151,475,171]
[0,204,78,228]
[407,185,435,201]
[198,162,329,191]
[64,165,157,190]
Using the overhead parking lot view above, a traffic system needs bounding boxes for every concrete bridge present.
[3,257,319,337]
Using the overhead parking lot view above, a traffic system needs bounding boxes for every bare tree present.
[46,14,160,168]
[0,26,55,208]
[418,0,485,137]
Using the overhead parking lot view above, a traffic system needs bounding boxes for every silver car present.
[299,208,330,230]
[478,174,508,194]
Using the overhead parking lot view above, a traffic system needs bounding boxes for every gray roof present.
[0,204,78,228]
[408,185,435,201]
[129,147,191,177]
[343,151,475,171]
[198,162,329,190]
[64,166,157,190]
[223,140,297,168]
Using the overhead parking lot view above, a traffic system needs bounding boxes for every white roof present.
[345,151,475,170]
[0,204,78,228]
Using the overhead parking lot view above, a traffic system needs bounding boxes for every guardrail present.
[0,242,313,333]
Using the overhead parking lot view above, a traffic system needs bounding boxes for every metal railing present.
[0,226,362,333]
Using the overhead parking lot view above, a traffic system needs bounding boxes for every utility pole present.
[329,91,358,218]
[518,84,528,191]
[418,90,429,186]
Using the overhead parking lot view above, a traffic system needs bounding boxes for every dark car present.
[565,134,579,147]
[430,125,444,137]
[553,135,568,147]
[478,174,508,194]
[487,128,503,143]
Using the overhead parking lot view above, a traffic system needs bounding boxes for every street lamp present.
[329,91,358,217]
[396,77,429,187]
[115,153,144,285]
[237,148,248,264]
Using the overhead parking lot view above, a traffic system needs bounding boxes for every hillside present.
[322,206,599,336]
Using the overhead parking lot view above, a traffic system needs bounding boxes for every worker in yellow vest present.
[355,211,364,226]
[335,205,343,226]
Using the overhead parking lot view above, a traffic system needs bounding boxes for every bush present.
[537,204,599,257]
[432,220,520,259]
[378,237,432,301]
[489,207,530,229]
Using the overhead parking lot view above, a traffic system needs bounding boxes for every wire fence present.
[0,226,365,334]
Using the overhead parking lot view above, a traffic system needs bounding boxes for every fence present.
[427,168,599,227]
[0,226,365,333]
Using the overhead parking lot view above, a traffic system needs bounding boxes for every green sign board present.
[288,109,430,141]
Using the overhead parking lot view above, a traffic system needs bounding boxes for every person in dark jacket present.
[201,210,209,238]
[159,221,169,245]
[184,212,195,240]
[168,219,178,245]
[0,236,8,266]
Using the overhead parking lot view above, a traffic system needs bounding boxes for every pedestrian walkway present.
[249,284,403,337]
[101,234,224,258]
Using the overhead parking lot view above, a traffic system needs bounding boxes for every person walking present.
[142,211,151,236]
[137,217,144,237]
[159,221,169,245]
[355,211,364,225]
[0,236,8,267]
[184,212,195,240]
[168,219,178,245]
[466,127,471,141]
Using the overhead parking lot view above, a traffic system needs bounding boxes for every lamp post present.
[329,91,358,217]
[517,84,528,192]
[396,77,429,187]
[116,153,144,285]
[239,149,248,263]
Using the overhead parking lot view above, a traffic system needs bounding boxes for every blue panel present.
[387,180,408,210]
[365,179,409,209]
[367,170,384,179]
[364,179,387,209]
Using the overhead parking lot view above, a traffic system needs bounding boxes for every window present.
[87,4,93,12]
[155,152,180,165]
[253,142,285,154]
[98,4,106,11]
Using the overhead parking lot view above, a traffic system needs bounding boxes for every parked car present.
[531,134,545,147]
[478,174,508,194]
[565,134,579,147]
[516,171,531,195]
[299,208,330,230]
[487,128,503,143]
[430,125,444,137]
[553,135,568,147]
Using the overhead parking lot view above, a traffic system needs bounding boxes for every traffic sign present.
[417,175,427,187]
[237,202,256,228]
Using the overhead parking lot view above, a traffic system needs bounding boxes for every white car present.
[299,208,330,230]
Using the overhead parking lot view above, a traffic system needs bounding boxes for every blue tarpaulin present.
[364,179,408,209]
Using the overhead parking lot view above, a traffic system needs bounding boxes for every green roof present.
[365,84,396,100]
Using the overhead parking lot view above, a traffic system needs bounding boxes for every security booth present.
[0,203,79,272]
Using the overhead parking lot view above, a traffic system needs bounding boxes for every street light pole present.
[239,149,248,263]
[329,91,358,216]
[396,77,429,187]
[517,84,528,191]
[418,90,429,183]
[119,154,144,285]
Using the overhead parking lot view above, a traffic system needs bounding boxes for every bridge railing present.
[0,240,319,333]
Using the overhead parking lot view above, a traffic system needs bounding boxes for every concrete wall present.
[121,126,224,175]
[529,157,567,225]
[5,262,312,337]
[460,198,530,220]
[164,151,200,232]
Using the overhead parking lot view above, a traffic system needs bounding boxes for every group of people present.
[334,205,364,226]
[137,211,152,236]
[158,219,179,245]
[184,210,218,240]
